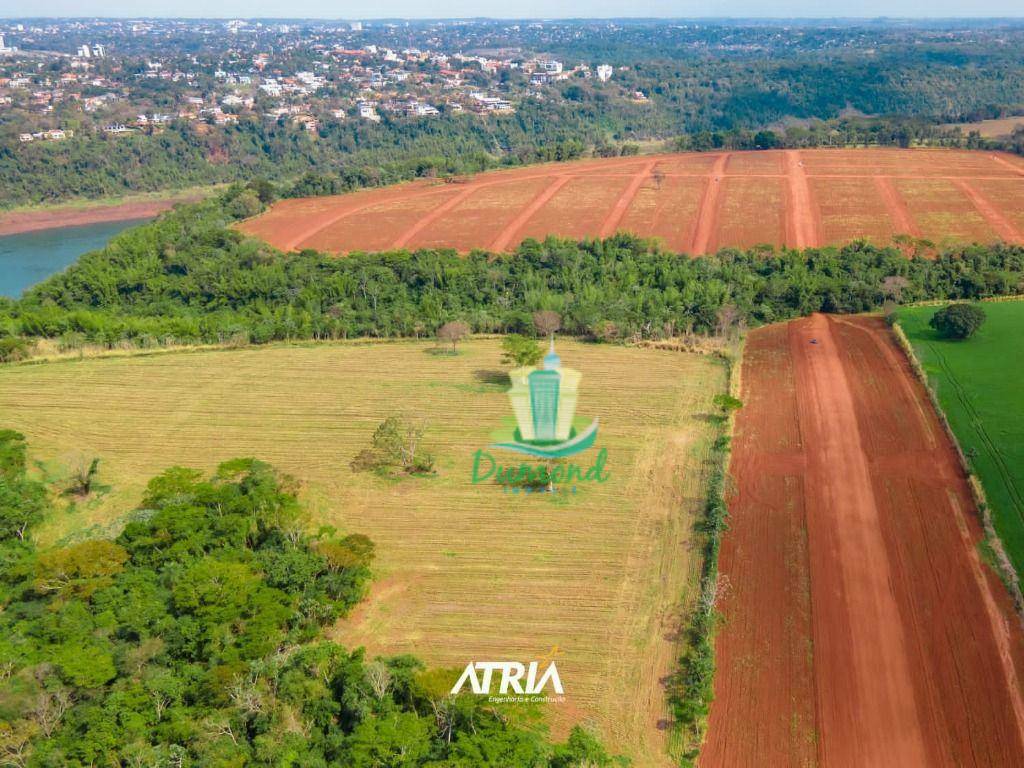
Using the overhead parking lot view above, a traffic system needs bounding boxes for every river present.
[0,218,149,298]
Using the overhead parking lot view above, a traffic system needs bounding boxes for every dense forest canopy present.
[1,186,1022,361]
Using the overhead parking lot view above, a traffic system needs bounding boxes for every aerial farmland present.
[239,148,1024,255]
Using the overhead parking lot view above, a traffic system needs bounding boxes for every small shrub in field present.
[930,303,986,339]
[0,336,28,363]
[882,300,899,326]
[712,394,743,415]
[351,416,435,476]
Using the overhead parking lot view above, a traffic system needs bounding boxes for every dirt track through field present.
[704,314,1024,768]
[874,175,922,237]
[785,150,820,248]
[390,183,479,249]
[952,179,1024,244]
[488,175,572,251]
[991,154,1024,177]
[241,149,1024,255]
[689,153,729,254]
[599,160,657,238]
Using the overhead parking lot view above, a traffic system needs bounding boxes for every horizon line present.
[4,15,1024,22]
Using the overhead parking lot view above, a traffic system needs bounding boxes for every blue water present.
[0,218,149,298]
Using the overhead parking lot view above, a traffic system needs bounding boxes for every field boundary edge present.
[891,319,1024,618]
[666,339,743,766]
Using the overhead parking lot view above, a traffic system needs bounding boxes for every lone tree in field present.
[532,311,562,340]
[351,416,435,475]
[436,321,470,353]
[66,456,101,498]
[930,303,986,340]
[501,334,543,368]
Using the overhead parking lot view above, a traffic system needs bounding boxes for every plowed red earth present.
[240,149,1024,255]
[703,314,1024,767]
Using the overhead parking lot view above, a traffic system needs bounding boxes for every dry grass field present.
[0,339,726,766]
[941,116,1024,138]
[240,148,1024,255]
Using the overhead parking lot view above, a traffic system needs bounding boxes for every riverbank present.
[0,218,154,298]
[0,188,212,236]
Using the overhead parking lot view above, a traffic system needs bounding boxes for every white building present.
[350,21,363,32]
[259,79,283,97]
[357,101,380,122]
[537,59,563,74]
[406,101,439,117]
[469,92,514,113]
[596,64,613,82]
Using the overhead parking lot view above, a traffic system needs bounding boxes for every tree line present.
[2,186,1024,361]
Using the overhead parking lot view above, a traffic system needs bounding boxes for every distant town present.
[0,19,643,144]
[2,18,1022,210]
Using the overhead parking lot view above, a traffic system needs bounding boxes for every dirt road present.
[785,150,820,248]
[703,314,1024,767]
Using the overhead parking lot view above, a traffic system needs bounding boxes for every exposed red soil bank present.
[0,195,198,236]
[703,314,1024,767]
[239,149,1024,255]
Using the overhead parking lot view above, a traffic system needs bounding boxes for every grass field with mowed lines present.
[0,338,726,766]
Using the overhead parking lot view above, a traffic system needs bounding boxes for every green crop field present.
[0,338,726,767]
[898,301,1024,576]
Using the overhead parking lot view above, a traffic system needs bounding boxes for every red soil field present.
[703,314,1024,767]
[617,174,706,253]
[812,176,899,244]
[972,179,1024,238]
[711,176,787,251]
[894,178,999,245]
[239,149,1024,255]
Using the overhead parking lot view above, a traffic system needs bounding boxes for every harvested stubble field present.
[703,314,1024,767]
[898,300,1024,578]
[0,339,726,766]
[240,148,1024,255]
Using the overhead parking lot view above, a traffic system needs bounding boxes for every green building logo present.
[489,339,598,458]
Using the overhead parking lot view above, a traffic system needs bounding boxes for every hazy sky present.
[1,1,1023,19]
